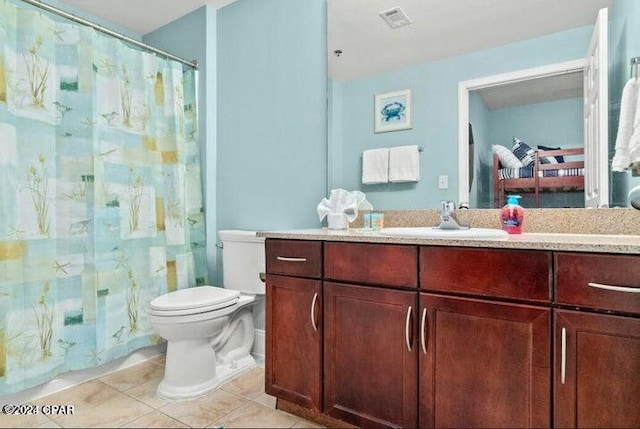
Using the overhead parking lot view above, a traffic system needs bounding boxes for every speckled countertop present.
[258,208,640,253]
[257,228,640,254]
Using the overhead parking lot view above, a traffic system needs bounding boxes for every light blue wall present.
[217,0,327,236]
[143,6,218,281]
[488,98,584,149]
[329,25,593,209]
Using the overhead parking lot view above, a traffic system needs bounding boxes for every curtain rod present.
[18,0,199,70]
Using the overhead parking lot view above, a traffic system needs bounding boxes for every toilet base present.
[157,337,221,401]
[157,354,257,401]
[157,373,220,401]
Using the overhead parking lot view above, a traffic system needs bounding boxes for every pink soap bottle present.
[500,195,524,234]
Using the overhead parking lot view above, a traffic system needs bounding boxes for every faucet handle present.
[441,200,455,213]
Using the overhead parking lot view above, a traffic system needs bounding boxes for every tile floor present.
[1,356,323,428]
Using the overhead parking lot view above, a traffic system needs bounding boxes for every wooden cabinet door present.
[554,309,640,428]
[324,282,418,428]
[419,293,551,428]
[265,274,322,411]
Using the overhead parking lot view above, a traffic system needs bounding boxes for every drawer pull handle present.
[276,256,307,262]
[405,306,413,352]
[420,308,428,355]
[561,327,567,385]
[588,282,640,293]
[310,293,318,332]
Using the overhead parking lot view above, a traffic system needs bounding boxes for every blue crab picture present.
[375,89,411,133]
[381,101,406,122]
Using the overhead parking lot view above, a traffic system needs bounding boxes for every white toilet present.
[147,230,265,400]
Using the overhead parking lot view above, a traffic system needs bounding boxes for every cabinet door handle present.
[310,293,318,332]
[588,282,640,293]
[276,256,307,262]
[420,308,428,354]
[561,327,567,385]
[405,306,413,352]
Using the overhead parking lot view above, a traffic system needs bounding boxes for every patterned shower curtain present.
[0,1,207,395]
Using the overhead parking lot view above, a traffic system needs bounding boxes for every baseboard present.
[2,343,167,403]
[252,328,265,367]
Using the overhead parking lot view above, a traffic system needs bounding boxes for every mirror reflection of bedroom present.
[470,70,586,208]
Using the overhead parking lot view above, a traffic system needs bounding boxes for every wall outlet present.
[438,175,448,189]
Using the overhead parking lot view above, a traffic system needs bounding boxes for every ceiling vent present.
[379,7,413,29]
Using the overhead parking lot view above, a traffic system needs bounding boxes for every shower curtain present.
[0,1,207,395]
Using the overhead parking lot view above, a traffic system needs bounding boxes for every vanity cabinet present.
[419,246,552,303]
[324,241,418,289]
[323,281,417,428]
[553,252,640,428]
[323,242,418,428]
[265,238,639,429]
[419,293,551,428]
[265,240,323,412]
[419,247,552,428]
[553,310,640,428]
[322,243,551,428]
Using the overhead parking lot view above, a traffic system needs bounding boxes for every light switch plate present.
[438,175,448,189]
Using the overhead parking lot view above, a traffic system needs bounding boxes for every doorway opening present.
[458,59,588,208]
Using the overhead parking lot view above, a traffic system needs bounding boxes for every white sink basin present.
[379,227,509,240]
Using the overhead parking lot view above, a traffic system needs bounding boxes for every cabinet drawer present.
[555,252,640,315]
[324,242,417,288]
[266,239,322,279]
[420,247,551,303]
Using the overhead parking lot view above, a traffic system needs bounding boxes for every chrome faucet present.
[436,200,469,230]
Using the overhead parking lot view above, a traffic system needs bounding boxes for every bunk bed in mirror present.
[493,146,585,208]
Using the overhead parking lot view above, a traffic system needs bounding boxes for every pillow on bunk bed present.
[492,145,523,168]
[511,138,536,167]
[537,145,565,164]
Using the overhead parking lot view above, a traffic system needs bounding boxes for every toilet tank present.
[218,230,265,295]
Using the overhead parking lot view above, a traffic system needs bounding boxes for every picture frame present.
[374,89,412,133]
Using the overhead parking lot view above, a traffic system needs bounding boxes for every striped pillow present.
[537,145,565,164]
[511,138,535,167]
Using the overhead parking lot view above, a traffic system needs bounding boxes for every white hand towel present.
[613,78,639,171]
[362,148,389,184]
[629,80,640,166]
[389,145,420,182]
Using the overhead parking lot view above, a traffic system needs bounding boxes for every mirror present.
[327,0,638,209]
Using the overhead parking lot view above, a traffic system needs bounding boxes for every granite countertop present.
[257,228,640,254]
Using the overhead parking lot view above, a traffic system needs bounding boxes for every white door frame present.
[457,59,586,205]
[583,7,609,208]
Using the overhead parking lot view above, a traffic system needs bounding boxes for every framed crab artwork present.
[374,89,412,133]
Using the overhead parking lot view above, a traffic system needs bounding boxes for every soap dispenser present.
[500,195,524,234]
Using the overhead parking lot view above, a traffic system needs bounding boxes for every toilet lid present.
[149,286,240,312]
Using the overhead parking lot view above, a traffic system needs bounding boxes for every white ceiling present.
[56,0,611,83]
[478,71,584,110]
[60,0,236,35]
[328,0,613,81]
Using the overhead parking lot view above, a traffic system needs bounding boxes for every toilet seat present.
[148,286,240,317]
